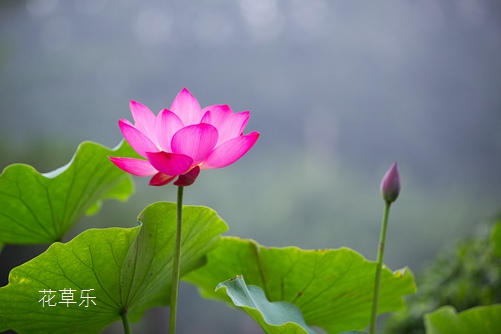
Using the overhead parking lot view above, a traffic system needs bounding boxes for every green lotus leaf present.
[0,202,228,333]
[185,237,416,333]
[216,275,316,334]
[424,305,501,334]
[0,140,137,245]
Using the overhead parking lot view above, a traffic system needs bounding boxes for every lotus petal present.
[155,109,184,152]
[109,157,157,176]
[171,124,218,165]
[201,105,250,146]
[119,120,159,158]
[202,132,259,169]
[174,166,201,187]
[149,172,176,186]
[170,88,203,126]
[146,151,193,177]
[130,100,157,140]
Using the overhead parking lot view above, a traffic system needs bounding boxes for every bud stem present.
[169,186,184,334]
[370,200,392,334]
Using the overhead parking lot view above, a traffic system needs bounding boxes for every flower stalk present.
[370,162,400,334]
[169,186,184,334]
[369,200,391,334]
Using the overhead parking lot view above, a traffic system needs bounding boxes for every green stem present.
[169,186,184,334]
[121,309,132,334]
[370,201,391,334]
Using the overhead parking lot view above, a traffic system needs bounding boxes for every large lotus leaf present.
[216,276,316,334]
[424,305,501,334]
[0,140,137,245]
[0,202,228,334]
[184,237,416,334]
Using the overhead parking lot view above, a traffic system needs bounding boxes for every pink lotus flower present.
[109,88,260,186]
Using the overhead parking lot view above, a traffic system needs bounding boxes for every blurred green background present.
[1,0,500,333]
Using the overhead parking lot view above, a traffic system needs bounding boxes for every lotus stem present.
[121,309,132,334]
[370,201,391,334]
[169,186,184,334]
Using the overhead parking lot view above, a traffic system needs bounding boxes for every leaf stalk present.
[121,309,132,334]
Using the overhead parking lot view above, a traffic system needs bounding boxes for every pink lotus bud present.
[380,162,400,203]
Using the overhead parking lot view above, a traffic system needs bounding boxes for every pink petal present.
[171,123,218,165]
[202,131,260,169]
[169,88,203,126]
[201,105,250,146]
[155,109,184,152]
[130,101,157,139]
[149,172,176,186]
[174,166,201,186]
[119,120,159,158]
[200,110,211,123]
[145,151,193,176]
[109,157,157,176]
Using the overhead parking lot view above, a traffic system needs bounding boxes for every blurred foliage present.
[424,304,501,334]
[384,216,501,334]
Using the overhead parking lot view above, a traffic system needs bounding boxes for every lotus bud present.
[381,161,400,203]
